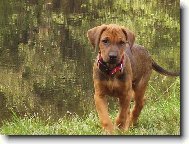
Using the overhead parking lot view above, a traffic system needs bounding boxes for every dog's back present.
[127,44,179,82]
[126,44,153,84]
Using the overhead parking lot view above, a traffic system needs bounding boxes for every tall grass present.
[0,77,180,135]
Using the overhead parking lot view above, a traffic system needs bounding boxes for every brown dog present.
[87,24,179,134]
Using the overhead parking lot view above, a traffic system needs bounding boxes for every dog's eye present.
[119,40,125,45]
[102,39,109,44]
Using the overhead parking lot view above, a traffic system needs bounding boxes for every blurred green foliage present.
[0,0,180,134]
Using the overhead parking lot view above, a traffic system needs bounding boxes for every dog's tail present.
[152,60,180,76]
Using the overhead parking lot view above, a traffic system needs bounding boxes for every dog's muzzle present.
[109,51,118,64]
[97,52,124,76]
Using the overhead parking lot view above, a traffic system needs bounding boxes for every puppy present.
[87,24,179,134]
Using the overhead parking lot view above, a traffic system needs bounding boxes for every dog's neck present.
[97,52,124,76]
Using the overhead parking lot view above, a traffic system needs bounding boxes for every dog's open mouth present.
[97,55,124,76]
[106,62,118,69]
[108,59,117,64]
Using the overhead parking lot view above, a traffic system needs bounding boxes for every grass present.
[0,77,180,135]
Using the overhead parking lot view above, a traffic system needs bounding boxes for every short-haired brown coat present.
[87,24,179,134]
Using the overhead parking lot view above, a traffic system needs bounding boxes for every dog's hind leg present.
[115,90,132,131]
[130,72,151,126]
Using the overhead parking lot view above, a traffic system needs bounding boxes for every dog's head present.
[87,24,135,66]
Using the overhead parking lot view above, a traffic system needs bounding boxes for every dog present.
[87,24,179,134]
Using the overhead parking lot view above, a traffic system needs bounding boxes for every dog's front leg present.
[115,86,132,131]
[94,94,113,134]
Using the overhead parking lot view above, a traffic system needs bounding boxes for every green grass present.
[0,78,180,135]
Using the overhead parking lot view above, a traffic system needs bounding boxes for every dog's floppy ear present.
[121,27,135,48]
[87,24,107,50]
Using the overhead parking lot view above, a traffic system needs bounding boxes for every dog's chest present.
[105,78,125,96]
[106,79,119,90]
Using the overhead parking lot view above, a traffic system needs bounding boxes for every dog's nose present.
[109,51,117,59]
